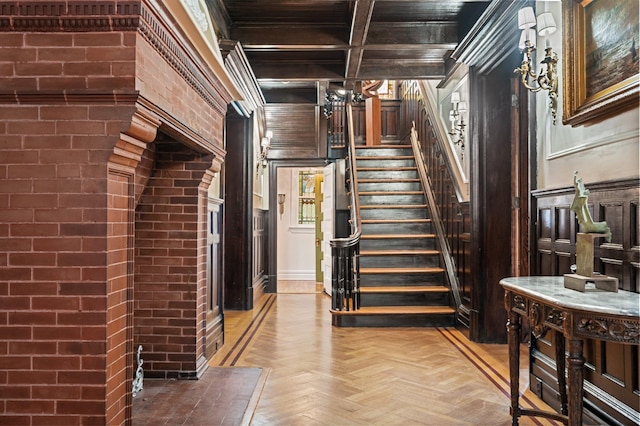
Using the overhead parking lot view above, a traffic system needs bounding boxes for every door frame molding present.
[267,159,329,293]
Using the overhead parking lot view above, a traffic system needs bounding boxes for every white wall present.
[276,167,317,281]
[535,1,640,189]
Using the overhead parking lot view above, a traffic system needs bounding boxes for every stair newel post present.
[331,245,339,310]
[347,249,352,310]
[351,243,360,311]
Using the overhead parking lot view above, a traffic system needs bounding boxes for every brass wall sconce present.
[277,193,285,218]
[514,7,559,124]
[448,91,467,159]
[256,130,273,174]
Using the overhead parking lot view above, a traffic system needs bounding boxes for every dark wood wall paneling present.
[399,81,472,328]
[265,104,321,159]
[252,209,268,305]
[352,100,401,143]
[531,180,640,425]
[328,99,402,148]
[223,108,254,310]
[381,100,401,141]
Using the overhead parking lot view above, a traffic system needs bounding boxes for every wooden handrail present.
[330,98,361,311]
[332,101,361,245]
[408,121,462,311]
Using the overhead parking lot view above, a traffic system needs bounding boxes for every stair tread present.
[362,218,431,223]
[360,204,427,209]
[356,145,411,149]
[356,156,413,160]
[359,178,419,183]
[360,267,444,274]
[359,191,422,195]
[357,167,416,171]
[361,234,435,239]
[360,249,439,256]
[330,306,455,315]
[360,285,448,293]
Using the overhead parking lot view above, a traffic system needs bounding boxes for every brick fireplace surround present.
[0,1,232,424]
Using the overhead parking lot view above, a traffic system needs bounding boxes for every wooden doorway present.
[267,160,328,293]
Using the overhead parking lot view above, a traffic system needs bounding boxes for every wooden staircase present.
[331,144,456,327]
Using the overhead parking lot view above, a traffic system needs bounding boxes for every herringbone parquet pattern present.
[210,293,560,426]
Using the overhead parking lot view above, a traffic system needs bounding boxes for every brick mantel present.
[0,0,234,117]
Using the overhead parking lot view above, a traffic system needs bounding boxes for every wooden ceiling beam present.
[345,0,375,88]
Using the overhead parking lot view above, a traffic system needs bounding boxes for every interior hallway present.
[134,290,561,425]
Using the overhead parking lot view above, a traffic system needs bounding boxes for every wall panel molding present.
[532,178,640,425]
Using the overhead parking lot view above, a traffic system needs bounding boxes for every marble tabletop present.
[500,276,640,318]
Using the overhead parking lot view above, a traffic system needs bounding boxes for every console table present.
[500,276,639,426]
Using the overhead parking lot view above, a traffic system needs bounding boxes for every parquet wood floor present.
[209,293,561,426]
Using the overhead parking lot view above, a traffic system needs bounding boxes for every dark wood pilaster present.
[468,66,514,343]
[223,108,254,310]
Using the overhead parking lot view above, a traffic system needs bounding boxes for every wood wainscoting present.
[252,209,269,306]
[531,178,640,425]
[399,81,472,329]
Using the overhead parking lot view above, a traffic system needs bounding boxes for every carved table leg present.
[554,331,568,415]
[567,338,584,426]
[507,309,522,425]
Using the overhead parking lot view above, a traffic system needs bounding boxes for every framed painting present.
[562,0,639,126]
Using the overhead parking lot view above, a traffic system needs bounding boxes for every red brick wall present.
[0,98,141,425]
[133,138,215,378]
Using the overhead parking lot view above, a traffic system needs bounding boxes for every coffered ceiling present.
[208,0,490,102]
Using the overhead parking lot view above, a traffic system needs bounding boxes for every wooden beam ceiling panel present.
[231,25,350,48]
[366,23,458,45]
[357,62,446,80]
[250,63,345,81]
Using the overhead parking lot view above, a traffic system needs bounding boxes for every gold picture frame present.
[562,0,639,126]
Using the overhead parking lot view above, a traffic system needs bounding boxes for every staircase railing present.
[330,99,361,311]
[408,121,463,311]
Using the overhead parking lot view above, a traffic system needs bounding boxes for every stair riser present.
[358,182,421,192]
[360,254,440,268]
[355,148,412,157]
[360,273,445,286]
[360,238,436,250]
[359,194,424,205]
[361,222,431,234]
[357,158,414,168]
[361,208,426,220]
[332,314,455,328]
[360,292,450,307]
[358,170,418,180]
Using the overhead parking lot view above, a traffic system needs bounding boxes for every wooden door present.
[314,173,324,289]
[321,163,335,295]
[510,78,531,277]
